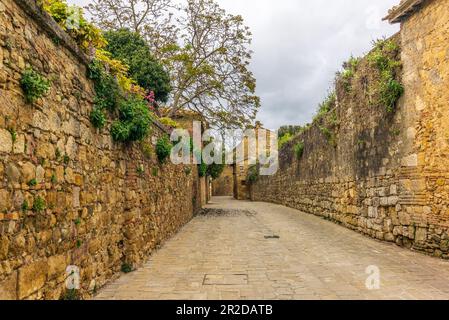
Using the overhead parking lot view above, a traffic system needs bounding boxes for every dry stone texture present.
[251,0,449,259]
[0,0,200,299]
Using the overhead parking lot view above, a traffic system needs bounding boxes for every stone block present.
[6,163,21,183]
[402,154,418,167]
[18,260,48,299]
[36,165,45,183]
[0,189,10,212]
[21,162,35,183]
[0,128,12,153]
[13,134,25,154]
[47,254,67,279]
[415,228,427,242]
[0,271,17,300]
[0,235,10,259]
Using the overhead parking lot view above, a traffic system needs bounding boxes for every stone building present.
[232,123,276,200]
[212,165,234,197]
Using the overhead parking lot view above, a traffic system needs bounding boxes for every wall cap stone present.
[383,0,427,24]
[14,0,91,66]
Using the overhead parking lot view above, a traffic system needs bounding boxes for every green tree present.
[104,29,171,102]
[87,0,260,129]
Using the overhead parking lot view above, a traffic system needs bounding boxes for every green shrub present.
[88,60,120,112]
[111,97,152,143]
[156,135,173,163]
[20,69,51,103]
[314,92,336,122]
[247,165,259,184]
[158,117,180,129]
[111,121,131,142]
[341,56,360,91]
[198,162,208,177]
[207,163,225,179]
[368,38,404,112]
[32,196,46,212]
[278,133,293,149]
[184,167,192,176]
[104,29,172,102]
[294,142,305,159]
[90,107,106,129]
[380,76,404,113]
[278,126,303,139]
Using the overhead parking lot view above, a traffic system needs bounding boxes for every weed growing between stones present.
[136,166,145,176]
[32,196,46,212]
[27,179,37,187]
[21,200,29,212]
[121,263,133,273]
[7,127,17,143]
[63,154,70,165]
[340,56,361,92]
[60,289,81,300]
[20,68,51,104]
[367,38,404,112]
[313,92,336,123]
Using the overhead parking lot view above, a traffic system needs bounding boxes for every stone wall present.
[0,0,199,299]
[251,0,449,258]
[212,166,234,197]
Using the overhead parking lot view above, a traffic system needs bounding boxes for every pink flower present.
[145,91,155,104]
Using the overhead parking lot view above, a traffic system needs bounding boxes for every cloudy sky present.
[69,0,400,130]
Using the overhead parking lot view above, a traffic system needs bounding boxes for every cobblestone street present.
[96,197,449,300]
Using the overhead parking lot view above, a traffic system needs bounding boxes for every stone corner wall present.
[0,0,200,299]
[212,165,234,197]
[251,0,449,258]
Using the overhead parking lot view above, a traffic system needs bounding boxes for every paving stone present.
[95,197,449,300]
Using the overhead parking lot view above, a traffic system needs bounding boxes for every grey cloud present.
[69,0,400,130]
